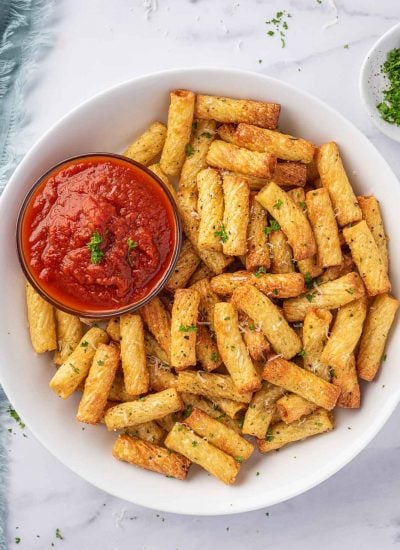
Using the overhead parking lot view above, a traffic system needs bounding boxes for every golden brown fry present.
[164,239,201,292]
[219,123,315,163]
[120,314,149,396]
[239,311,270,362]
[104,388,183,430]
[170,288,200,370]
[297,257,323,279]
[108,370,137,402]
[26,282,57,353]
[357,293,399,381]
[49,327,109,399]
[184,408,253,460]
[106,318,120,342]
[160,90,195,176]
[306,188,342,268]
[195,324,222,372]
[343,220,390,296]
[269,229,295,273]
[148,360,178,391]
[274,162,307,187]
[207,140,277,178]
[232,285,302,359]
[242,383,284,438]
[245,193,271,271]
[140,297,171,360]
[276,394,317,424]
[262,358,340,410]
[214,302,261,394]
[165,423,240,485]
[197,168,224,252]
[195,94,280,129]
[54,310,83,365]
[256,182,316,260]
[113,434,190,480]
[125,421,165,445]
[317,141,362,227]
[190,277,219,331]
[358,195,388,271]
[77,343,119,424]
[180,392,242,434]
[221,173,250,256]
[178,119,217,209]
[302,308,332,381]
[318,254,354,284]
[211,270,305,299]
[211,396,247,419]
[283,272,366,322]
[124,122,167,165]
[257,408,333,452]
[177,371,253,403]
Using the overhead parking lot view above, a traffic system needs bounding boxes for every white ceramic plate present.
[360,22,400,142]
[1,68,399,516]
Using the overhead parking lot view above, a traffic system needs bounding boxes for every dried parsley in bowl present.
[377,48,400,125]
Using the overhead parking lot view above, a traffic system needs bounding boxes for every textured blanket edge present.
[0,0,56,547]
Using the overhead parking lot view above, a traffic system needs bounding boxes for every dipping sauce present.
[19,155,180,314]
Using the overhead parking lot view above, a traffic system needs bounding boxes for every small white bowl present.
[1,68,400,515]
[360,22,400,142]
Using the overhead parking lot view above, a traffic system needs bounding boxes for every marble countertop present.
[5,0,400,548]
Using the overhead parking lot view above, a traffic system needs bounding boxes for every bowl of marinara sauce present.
[17,154,182,318]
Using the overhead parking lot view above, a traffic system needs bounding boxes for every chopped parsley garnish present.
[254,266,267,277]
[185,143,194,157]
[182,404,193,419]
[179,324,198,333]
[383,353,387,361]
[377,48,400,125]
[344,44,349,49]
[299,201,306,210]
[235,456,244,463]
[298,348,306,358]
[87,232,104,264]
[80,340,89,348]
[127,238,138,250]
[201,132,212,138]
[15,538,21,544]
[214,224,228,243]
[210,351,218,362]
[8,408,25,429]
[248,324,255,331]
[97,360,104,366]
[224,316,231,320]
[264,219,281,235]
[265,10,292,48]
[273,199,283,209]
[304,272,313,290]
[191,440,198,447]
[55,528,64,540]
[192,121,198,130]
[305,292,316,302]
[238,416,245,429]
[266,428,274,442]
[346,287,355,294]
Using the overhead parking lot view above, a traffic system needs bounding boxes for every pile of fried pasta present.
[26,90,399,485]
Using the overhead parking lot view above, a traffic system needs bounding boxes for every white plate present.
[0,68,399,516]
[360,22,400,142]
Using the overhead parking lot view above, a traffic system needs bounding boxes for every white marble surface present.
[4,0,400,548]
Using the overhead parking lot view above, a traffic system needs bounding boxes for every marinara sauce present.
[20,155,179,313]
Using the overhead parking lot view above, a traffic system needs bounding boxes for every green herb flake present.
[179,324,198,333]
[182,404,193,419]
[224,316,231,321]
[97,360,104,366]
[191,440,198,447]
[235,456,244,463]
[329,367,336,379]
[210,351,218,362]
[55,528,64,540]
[377,48,400,125]
[192,121,198,130]
[346,287,355,294]
[266,428,274,442]
[265,10,291,48]
[127,238,138,250]
[248,324,255,331]
[15,538,21,544]
[185,143,194,157]
[8,408,25,429]
[383,353,387,361]
[305,292,315,302]
[264,219,281,235]
[87,231,104,264]
[344,44,349,49]
[238,416,245,429]
[304,272,314,289]
[299,201,306,210]
[201,131,212,138]
[214,224,228,243]
[80,340,89,348]
[254,266,267,277]
[298,348,306,358]
[256,471,260,476]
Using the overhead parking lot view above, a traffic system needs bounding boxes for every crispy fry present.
[195,324,222,372]
[269,229,295,273]
[124,122,167,165]
[221,173,250,256]
[113,434,190,480]
[170,289,200,370]
[358,195,388,271]
[245,193,271,270]
[177,371,252,403]
[164,238,201,292]
[242,383,284,438]
[197,168,224,252]
[207,140,277,179]
[239,311,270,361]
[283,272,366,322]
[232,285,302,359]
[120,314,149,396]
[54,310,83,365]
[276,394,317,424]
[302,308,332,380]
[140,297,171,360]
[262,358,340,410]
[357,293,399,381]
[211,271,305,299]
[26,282,57,353]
